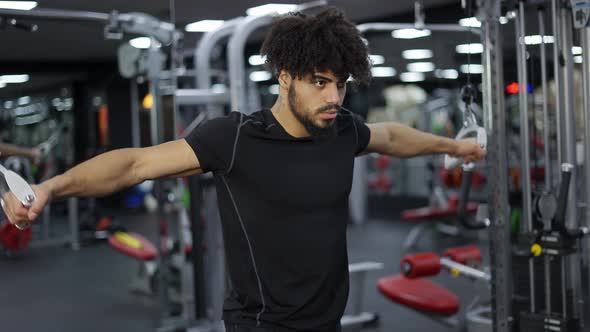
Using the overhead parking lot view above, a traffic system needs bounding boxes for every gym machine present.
[477,0,590,330]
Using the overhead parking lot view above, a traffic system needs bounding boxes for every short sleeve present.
[352,114,371,155]
[184,114,238,173]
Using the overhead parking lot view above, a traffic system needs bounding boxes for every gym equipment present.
[0,221,32,253]
[378,245,491,332]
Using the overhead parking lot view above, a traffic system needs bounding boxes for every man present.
[3,8,485,332]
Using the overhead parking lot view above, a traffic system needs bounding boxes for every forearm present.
[0,143,36,159]
[388,123,457,157]
[40,148,142,201]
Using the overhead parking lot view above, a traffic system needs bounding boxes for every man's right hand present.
[3,184,50,227]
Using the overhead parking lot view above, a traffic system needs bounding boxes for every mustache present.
[316,105,342,113]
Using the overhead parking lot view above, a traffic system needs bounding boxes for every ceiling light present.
[407,62,435,72]
[459,17,481,28]
[572,46,583,55]
[524,35,554,45]
[0,82,6,88]
[456,43,484,54]
[211,84,227,93]
[269,84,280,95]
[460,64,483,74]
[249,71,272,82]
[0,74,29,83]
[369,54,385,65]
[185,20,225,32]
[129,37,160,49]
[400,72,425,82]
[18,96,31,105]
[434,69,459,79]
[574,56,583,63]
[246,4,297,16]
[371,67,396,77]
[249,55,267,66]
[499,16,509,24]
[0,1,37,10]
[402,49,433,60]
[392,28,431,39]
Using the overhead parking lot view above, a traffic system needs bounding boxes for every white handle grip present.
[444,126,487,170]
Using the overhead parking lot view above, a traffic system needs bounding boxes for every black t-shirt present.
[185,109,371,331]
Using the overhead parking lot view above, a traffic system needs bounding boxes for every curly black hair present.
[260,7,371,86]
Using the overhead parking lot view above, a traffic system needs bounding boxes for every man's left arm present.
[365,122,485,163]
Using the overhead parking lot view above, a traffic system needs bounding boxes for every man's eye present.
[314,80,325,87]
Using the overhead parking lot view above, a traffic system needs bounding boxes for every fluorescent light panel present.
[400,72,425,82]
[185,19,224,32]
[0,82,6,88]
[402,49,433,60]
[0,1,37,10]
[369,54,385,65]
[392,28,431,39]
[456,43,483,54]
[249,55,267,66]
[371,67,396,77]
[524,35,554,45]
[246,4,297,16]
[574,56,583,63]
[460,64,483,74]
[129,37,152,49]
[269,84,280,95]
[434,69,459,79]
[572,46,583,55]
[407,62,435,73]
[459,17,481,28]
[249,71,272,82]
[0,74,29,83]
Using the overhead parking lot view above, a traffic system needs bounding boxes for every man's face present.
[286,71,347,137]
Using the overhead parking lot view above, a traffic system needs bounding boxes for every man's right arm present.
[6,139,201,223]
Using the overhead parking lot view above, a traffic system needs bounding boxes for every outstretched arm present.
[4,139,201,222]
[365,122,485,162]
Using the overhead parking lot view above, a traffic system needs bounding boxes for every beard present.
[288,85,338,139]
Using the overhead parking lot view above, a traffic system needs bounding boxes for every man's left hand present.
[450,138,486,164]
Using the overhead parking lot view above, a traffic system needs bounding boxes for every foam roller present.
[443,245,482,265]
[401,252,441,278]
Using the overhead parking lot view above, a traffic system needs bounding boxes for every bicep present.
[365,123,393,155]
[134,139,202,181]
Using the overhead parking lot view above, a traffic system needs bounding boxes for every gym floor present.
[0,200,487,332]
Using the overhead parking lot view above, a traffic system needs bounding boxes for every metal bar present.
[195,18,243,118]
[539,9,552,193]
[130,79,141,148]
[356,22,480,34]
[561,7,582,320]
[0,8,110,22]
[516,2,536,313]
[68,197,79,250]
[480,0,511,329]
[440,258,492,281]
[174,89,230,105]
[227,14,273,113]
[539,6,554,315]
[582,24,590,331]
[552,0,564,178]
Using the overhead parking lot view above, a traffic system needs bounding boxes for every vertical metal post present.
[539,8,552,193]
[553,0,565,177]
[480,0,512,329]
[516,1,536,313]
[538,7,554,314]
[581,23,590,330]
[68,197,79,250]
[561,7,582,320]
[130,79,141,148]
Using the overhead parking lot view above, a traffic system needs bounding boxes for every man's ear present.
[278,70,292,90]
